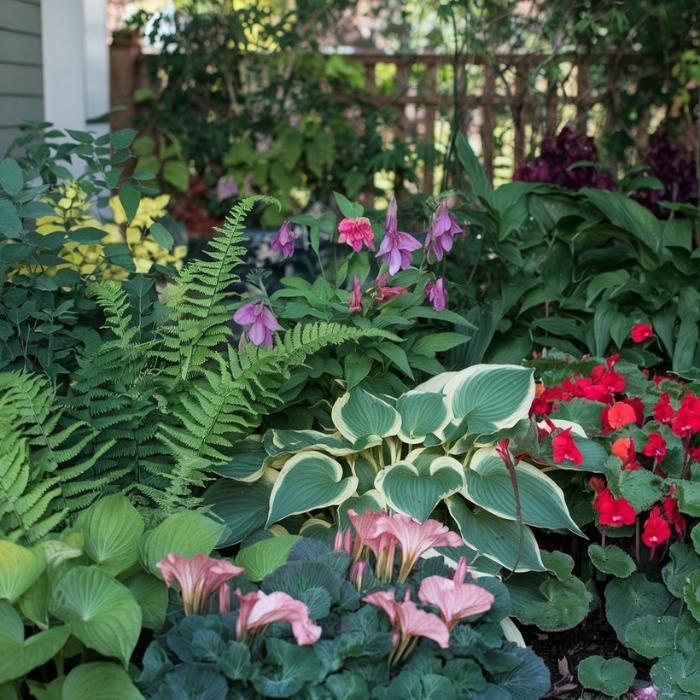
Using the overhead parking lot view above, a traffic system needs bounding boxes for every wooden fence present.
[110,35,641,192]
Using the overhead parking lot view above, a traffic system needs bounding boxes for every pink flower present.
[338,217,375,252]
[418,556,494,629]
[373,274,408,304]
[425,201,462,262]
[233,300,282,347]
[333,529,353,555]
[235,590,321,645]
[630,323,654,343]
[157,554,244,615]
[348,275,362,313]
[348,508,384,557]
[216,176,238,202]
[425,278,447,311]
[270,220,296,259]
[372,514,462,582]
[377,197,421,275]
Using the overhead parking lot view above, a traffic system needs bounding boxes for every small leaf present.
[333,191,363,219]
[110,129,138,151]
[118,184,140,225]
[588,544,636,578]
[0,158,23,196]
[577,655,635,697]
[149,223,174,251]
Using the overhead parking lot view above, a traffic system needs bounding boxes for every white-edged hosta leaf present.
[445,364,535,433]
[211,438,267,482]
[464,449,584,535]
[446,495,545,573]
[61,662,143,699]
[235,535,301,582]
[331,388,401,442]
[264,429,373,458]
[413,371,458,393]
[396,390,450,444]
[51,566,141,666]
[0,540,45,603]
[267,451,358,526]
[337,490,386,529]
[375,454,464,521]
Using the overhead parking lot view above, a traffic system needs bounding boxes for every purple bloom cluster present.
[513,127,617,191]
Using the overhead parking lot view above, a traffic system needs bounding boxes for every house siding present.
[0,0,43,155]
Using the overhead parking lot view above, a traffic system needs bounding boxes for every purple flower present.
[377,197,422,275]
[425,278,447,311]
[270,220,296,259]
[216,176,238,202]
[233,300,282,347]
[425,201,462,262]
[632,686,658,699]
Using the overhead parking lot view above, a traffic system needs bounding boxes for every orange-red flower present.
[641,506,671,549]
[552,428,583,466]
[593,489,636,527]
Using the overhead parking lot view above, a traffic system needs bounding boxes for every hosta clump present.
[138,534,550,699]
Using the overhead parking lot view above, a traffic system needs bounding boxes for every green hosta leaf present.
[624,615,679,659]
[515,575,591,631]
[463,450,583,535]
[588,544,636,578]
[446,496,545,573]
[212,438,268,481]
[139,511,226,576]
[662,543,700,598]
[0,541,45,603]
[19,572,50,628]
[684,571,700,624]
[267,451,358,526]
[0,602,70,683]
[76,495,144,576]
[396,391,450,444]
[332,388,401,443]
[445,364,534,433]
[61,662,143,699]
[375,454,464,521]
[124,572,167,631]
[235,535,301,582]
[51,566,141,666]
[577,655,635,698]
[264,430,368,458]
[412,332,470,356]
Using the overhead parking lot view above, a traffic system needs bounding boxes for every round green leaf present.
[445,364,534,433]
[692,524,700,557]
[61,662,143,700]
[662,543,700,598]
[331,388,400,443]
[76,495,144,576]
[375,455,464,521]
[396,390,450,443]
[267,451,358,526]
[684,570,700,624]
[577,655,635,697]
[588,544,636,578]
[235,535,301,582]
[541,550,574,581]
[0,541,45,603]
[652,651,700,699]
[515,575,592,631]
[51,566,141,666]
[625,615,679,659]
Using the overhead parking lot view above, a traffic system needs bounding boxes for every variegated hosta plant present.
[205,364,599,580]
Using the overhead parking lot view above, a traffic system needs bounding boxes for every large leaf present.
[625,615,679,659]
[61,662,143,700]
[396,390,450,444]
[124,572,168,631]
[444,365,535,434]
[76,495,144,576]
[514,575,591,631]
[0,541,45,603]
[267,451,358,526]
[264,430,369,458]
[332,388,401,443]
[51,567,141,666]
[464,449,583,535]
[577,655,635,698]
[0,602,70,683]
[235,535,301,582]
[210,438,267,481]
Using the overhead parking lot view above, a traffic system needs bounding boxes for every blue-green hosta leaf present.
[444,364,534,434]
[267,451,358,526]
[0,602,70,683]
[264,429,374,458]
[61,662,144,699]
[588,544,636,578]
[446,496,545,573]
[139,512,226,576]
[76,495,144,576]
[51,566,141,666]
[375,455,464,521]
[235,535,301,582]
[337,490,386,529]
[210,438,267,481]
[577,655,635,698]
[463,449,584,535]
[0,541,45,603]
[331,388,401,442]
[396,390,450,444]
[124,572,168,631]
[624,615,680,659]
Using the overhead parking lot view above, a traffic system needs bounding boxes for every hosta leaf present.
[267,451,358,526]
[331,388,401,442]
[51,566,142,666]
[0,541,45,603]
[210,438,267,481]
[396,390,450,444]
[61,662,143,699]
[577,655,635,698]
[264,429,371,458]
[124,572,168,631]
[235,535,301,582]
[588,544,636,578]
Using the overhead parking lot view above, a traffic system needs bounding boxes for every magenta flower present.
[270,220,297,259]
[235,589,321,645]
[338,217,375,252]
[425,278,447,311]
[425,201,462,262]
[333,528,353,555]
[373,274,408,304]
[372,514,462,582]
[216,176,238,202]
[233,300,282,347]
[377,197,422,275]
[418,556,494,629]
[157,554,245,615]
[348,275,362,313]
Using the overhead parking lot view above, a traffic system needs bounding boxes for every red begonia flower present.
[641,506,671,549]
[630,323,654,343]
[552,428,583,466]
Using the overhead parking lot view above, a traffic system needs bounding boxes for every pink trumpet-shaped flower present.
[418,556,494,629]
[233,300,282,347]
[424,278,447,311]
[235,589,321,645]
[157,554,245,615]
[270,220,297,259]
[338,217,375,252]
[425,201,462,262]
[348,274,362,313]
[347,509,385,559]
[334,529,353,555]
[373,274,408,304]
[377,197,422,275]
[372,514,463,582]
